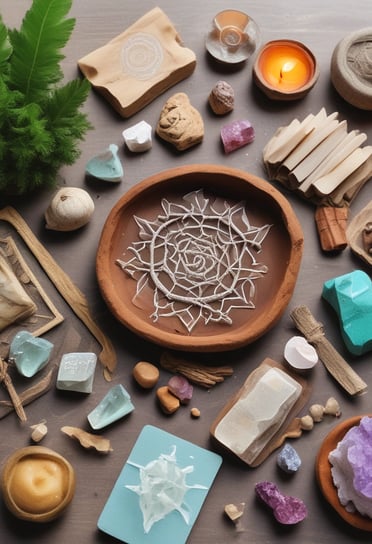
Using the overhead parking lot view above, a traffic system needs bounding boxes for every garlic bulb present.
[45,187,95,231]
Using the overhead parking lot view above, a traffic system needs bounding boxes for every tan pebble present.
[133,361,160,389]
[309,403,324,422]
[299,414,314,430]
[324,396,341,417]
[224,502,245,522]
[156,386,180,414]
[190,407,200,418]
[209,80,234,115]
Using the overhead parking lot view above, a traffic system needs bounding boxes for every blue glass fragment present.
[9,330,53,378]
[88,384,134,430]
[85,144,123,182]
[57,352,97,393]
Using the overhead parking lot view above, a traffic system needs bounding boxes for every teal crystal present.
[56,352,97,393]
[88,384,134,430]
[322,270,372,355]
[10,330,54,378]
[85,143,123,182]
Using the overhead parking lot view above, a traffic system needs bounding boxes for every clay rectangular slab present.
[97,425,222,543]
[78,7,196,117]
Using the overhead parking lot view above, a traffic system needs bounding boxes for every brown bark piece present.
[78,7,196,118]
[315,205,348,252]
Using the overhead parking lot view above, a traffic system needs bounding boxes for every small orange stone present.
[156,386,180,414]
[132,361,160,389]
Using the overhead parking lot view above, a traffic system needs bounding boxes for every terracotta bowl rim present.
[315,414,372,532]
[96,164,304,351]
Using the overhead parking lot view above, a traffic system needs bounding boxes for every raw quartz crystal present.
[221,119,255,153]
[126,446,207,533]
[9,330,53,378]
[87,384,134,430]
[122,120,152,152]
[277,443,301,473]
[329,415,372,517]
[167,375,193,404]
[56,352,97,393]
[255,481,308,524]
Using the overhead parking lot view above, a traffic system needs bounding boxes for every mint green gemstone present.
[85,143,123,182]
[57,352,97,393]
[10,330,53,377]
[88,384,134,429]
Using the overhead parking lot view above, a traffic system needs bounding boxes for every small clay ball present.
[209,80,234,115]
[132,361,159,389]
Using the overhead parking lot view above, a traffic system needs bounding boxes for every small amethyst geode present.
[329,416,372,517]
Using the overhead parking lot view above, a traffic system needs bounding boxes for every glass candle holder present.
[206,10,260,64]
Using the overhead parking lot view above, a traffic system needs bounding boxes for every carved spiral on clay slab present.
[121,32,164,80]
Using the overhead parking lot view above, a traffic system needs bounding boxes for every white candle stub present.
[284,335,318,370]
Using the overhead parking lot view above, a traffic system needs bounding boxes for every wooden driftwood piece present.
[347,200,372,266]
[315,205,348,252]
[290,305,367,396]
[0,207,117,380]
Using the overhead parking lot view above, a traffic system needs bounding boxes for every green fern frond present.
[8,0,75,103]
[0,17,12,73]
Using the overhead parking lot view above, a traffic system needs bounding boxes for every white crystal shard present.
[126,446,207,533]
[122,120,152,152]
[214,367,302,463]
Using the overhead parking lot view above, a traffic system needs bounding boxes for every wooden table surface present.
[1,1,372,543]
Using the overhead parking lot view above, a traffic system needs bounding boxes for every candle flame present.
[279,60,296,81]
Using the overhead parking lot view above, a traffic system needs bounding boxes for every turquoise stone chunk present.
[85,143,123,182]
[88,384,134,430]
[322,270,372,355]
[56,352,97,393]
[9,330,53,378]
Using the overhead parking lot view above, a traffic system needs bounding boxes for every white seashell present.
[284,335,318,371]
[45,187,95,231]
[30,421,48,442]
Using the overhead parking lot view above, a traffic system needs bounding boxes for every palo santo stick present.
[160,351,233,388]
[290,306,367,396]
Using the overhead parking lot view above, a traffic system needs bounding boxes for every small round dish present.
[96,164,303,352]
[1,446,75,523]
[316,414,372,531]
[331,28,372,110]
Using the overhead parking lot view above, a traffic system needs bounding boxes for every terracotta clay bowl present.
[1,446,76,523]
[96,164,303,351]
[316,415,372,531]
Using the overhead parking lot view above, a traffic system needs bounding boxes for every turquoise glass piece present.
[322,270,372,355]
[88,384,134,430]
[56,352,97,393]
[9,330,53,378]
[85,143,123,182]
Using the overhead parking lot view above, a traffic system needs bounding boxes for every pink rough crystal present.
[329,416,372,517]
[167,375,193,404]
[221,120,255,154]
[255,481,307,524]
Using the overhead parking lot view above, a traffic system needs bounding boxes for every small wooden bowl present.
[97,164,303,351]
[1,446,76,523]
[316,415,372,531]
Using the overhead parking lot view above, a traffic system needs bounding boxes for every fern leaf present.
[0,17,12,73]
[8,0,75,103]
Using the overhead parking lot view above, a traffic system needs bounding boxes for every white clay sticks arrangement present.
[263,108,372,207]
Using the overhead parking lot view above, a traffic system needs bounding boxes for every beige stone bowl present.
[1,446,76,523]
[96,164,303,351]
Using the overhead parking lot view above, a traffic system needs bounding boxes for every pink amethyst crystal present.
[168,375,193,404]
[221,120,255,154]
[255,481,308,524]
[329,416,372,517]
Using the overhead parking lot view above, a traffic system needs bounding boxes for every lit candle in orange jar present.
[253,40,319,100]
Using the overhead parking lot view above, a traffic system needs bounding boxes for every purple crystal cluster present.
[255,481,307,524]
[221,120,255,154]
[277,443,302,474]
[329,415,372,517]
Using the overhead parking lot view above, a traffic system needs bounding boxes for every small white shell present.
[45,187,95,231]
